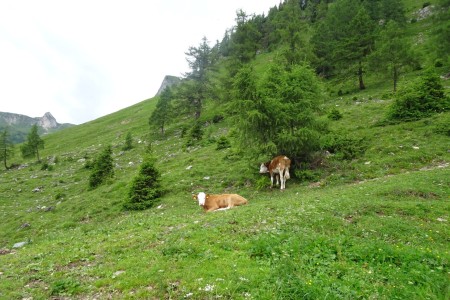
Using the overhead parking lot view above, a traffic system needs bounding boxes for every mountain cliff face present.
[0,111,74,144]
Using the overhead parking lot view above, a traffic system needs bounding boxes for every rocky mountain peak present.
[38,112,58,129]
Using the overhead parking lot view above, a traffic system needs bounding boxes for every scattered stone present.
[112,270,125,278]
[186,165,193,170]
[13,241,27,248]
[437,217,447,222]
[20,223,31,229]
[412,146,420,150]
[77,158,86,163]
[203,176,210,180]
[32,187,43,193]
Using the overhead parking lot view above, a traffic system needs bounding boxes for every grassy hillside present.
[1,1,449,299]
[1,71,448,299]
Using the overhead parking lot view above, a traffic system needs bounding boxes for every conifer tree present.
[124,155,163,210]
[0,128,14,170]
[312,0,375,88]
[149,87,173,135]
[88,145,114,189]
[122,132,133,151]
[233,58,327,162]
[182,37,215,118]
[20,124,44,162]
[370,20,416,91]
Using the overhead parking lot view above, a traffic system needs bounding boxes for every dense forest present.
[149,0,450,167]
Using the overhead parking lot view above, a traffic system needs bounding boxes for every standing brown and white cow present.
[259,155,291,190]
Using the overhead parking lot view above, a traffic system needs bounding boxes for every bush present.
[122,132,133,151]
[328,108,343,120]
[216,136,231,150]
[88,145,114,189]
[324,134,367,160]
[388,69,450,121]
[212,114,224,123]
[185,122,203,147]
[124,156,163,210]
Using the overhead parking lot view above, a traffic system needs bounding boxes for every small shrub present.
[51,278,81,296]
[324,134,367,160]
[328,108,343,120]
[422,2,431,8]
[434,59,444,68]
[294,169,320,182]
[337,89,344,96]
[185,122,203,147]
[254,176,270,190]
[40,162,49,171]
[122,132,133,151]
[216,136,231,150]
[388,69,450,121]
[55,192,66,200]
[212,114,224,123]
[123,156,163,210]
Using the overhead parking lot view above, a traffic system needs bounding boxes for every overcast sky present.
[0,0,281,125]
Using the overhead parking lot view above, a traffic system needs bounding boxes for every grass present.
[1,80,449,300]
[1,166,448,299]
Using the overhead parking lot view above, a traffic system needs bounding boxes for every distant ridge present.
[0,111,74,144]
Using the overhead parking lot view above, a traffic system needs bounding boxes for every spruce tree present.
[20,124,44,162]
[149,87,173,135]
[124,156,163,210]
[88,145,114,189]
[370,20,416,91]
[233,59,327,162]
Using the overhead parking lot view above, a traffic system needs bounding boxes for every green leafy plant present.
[216,136,231,150]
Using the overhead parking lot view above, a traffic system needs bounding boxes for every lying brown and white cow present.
[193,192,248,212]
[259,155,291,190]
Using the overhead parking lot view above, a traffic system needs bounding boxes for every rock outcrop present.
[155,75,181,96]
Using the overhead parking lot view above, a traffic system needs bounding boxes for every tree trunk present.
[358,61,365,90]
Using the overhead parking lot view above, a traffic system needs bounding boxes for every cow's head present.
[193,192,206,206]
[259,162,269,174]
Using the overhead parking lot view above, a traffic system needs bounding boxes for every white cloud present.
[0,0,280,124]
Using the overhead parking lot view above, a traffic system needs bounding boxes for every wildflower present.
[199,284,215,292]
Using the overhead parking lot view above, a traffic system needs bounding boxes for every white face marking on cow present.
[259,163,268,174]
[197,192,206,206]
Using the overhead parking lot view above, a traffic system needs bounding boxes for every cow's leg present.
[270,174,274,188]
[280,172,285,190]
